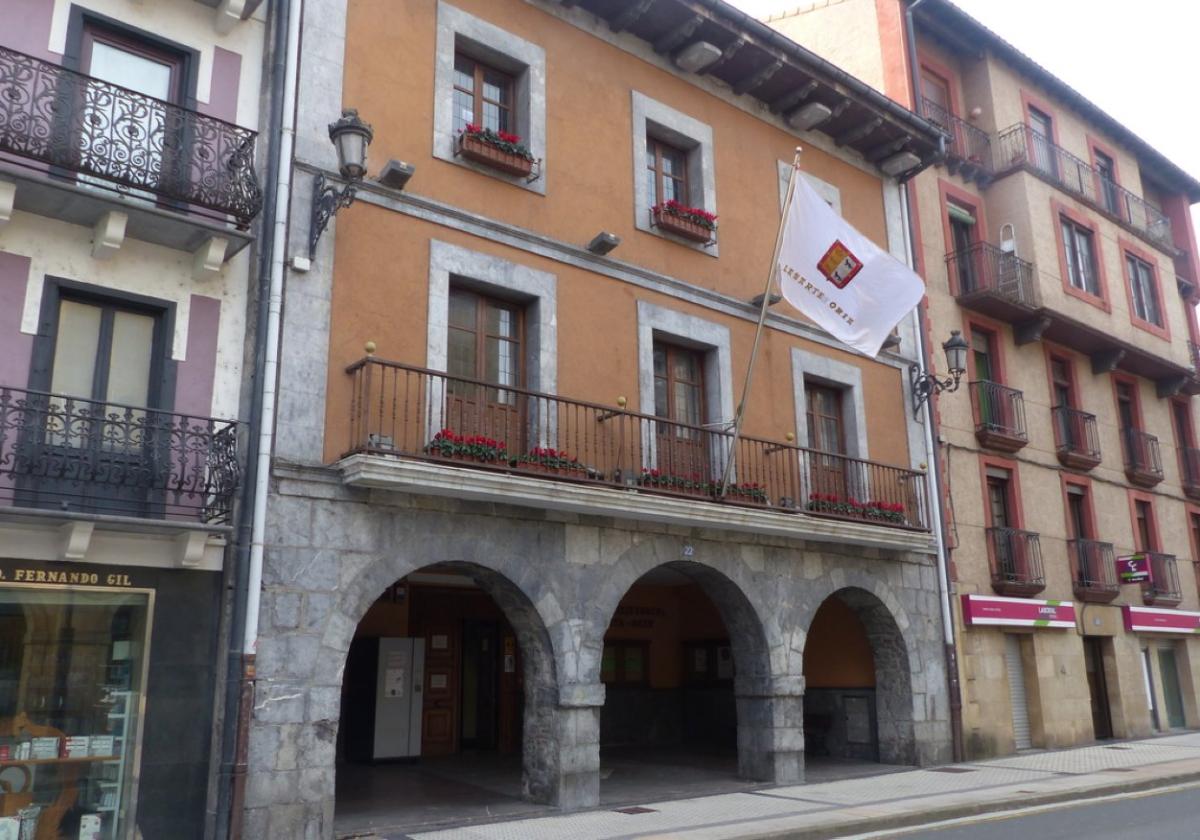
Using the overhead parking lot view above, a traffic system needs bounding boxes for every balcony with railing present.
[987,527,1045,597]
[340,358,932,536]
[946,242,1039,321]
[1141,551,1182,608]
[1068,539,1118,603]
[1052,406,1101,470]
[969,381,1028,453]
[0,46,262,252]
[1122,428,1164,488]
[921,97,992,185]
[0,385,239,524]
[1181,448,1200,500]
[993,123,1174,252]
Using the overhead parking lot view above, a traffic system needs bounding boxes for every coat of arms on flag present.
[816,240,863,289]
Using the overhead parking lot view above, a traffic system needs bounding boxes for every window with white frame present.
[1126,253,1162,326]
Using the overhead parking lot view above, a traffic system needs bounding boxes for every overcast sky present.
[728,0,1200,239]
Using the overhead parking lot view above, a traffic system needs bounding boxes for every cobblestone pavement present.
[385,733,1200,840]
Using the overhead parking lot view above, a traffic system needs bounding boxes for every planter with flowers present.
[651,199,717,244]
[721,481,769,506]
[637,468,712,498]
[517,447,589,477]
[425,428,508,464]
[806,493,907,525]
[457,123,537,178]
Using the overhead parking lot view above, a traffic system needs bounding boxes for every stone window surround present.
[432,1,547,195]
[636,301,734,472]
[791,347,868,459]
[427,240,557,439]
[777,161,842,215]
[631,91,718,256]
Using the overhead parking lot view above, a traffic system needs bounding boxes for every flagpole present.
[718,146,802,498]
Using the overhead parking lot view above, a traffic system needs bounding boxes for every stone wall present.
[243,464,952,838]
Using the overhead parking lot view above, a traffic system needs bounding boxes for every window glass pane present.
[653,348,667,378]
[623,646,644,682]
[485,337,519,388]
[106,310,155,409]
[50,301,102,400]
[674,381,701,426]
[653,377,668,419]
[484,304,517,340]
[452,89,474,135]
[447,328,476,379]
[453,54,475,91]
[482,69,509,105]
[0,587,149,840]
[448,290,476,330]
[672,352,697,383]
[482,101,501,132]
[88,41,172,100]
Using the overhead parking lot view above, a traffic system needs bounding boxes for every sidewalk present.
[393,733,1200,839]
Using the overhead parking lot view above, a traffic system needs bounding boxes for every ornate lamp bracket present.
[308,173,358,259]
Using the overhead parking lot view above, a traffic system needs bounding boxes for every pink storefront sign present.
[961,594,1077,628]
[1124,606,1200,634]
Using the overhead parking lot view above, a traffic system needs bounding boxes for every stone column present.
[554,682,604,809]
[734,675,806,784]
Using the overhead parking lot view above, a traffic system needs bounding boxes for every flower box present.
[516,447,590,477]
[636,469,712,498]
[425,428,508,464]
[457,125,536,178]
[652,206,715,243]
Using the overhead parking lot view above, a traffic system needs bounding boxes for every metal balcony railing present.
[970,380,1028,450]
[1052,406,1101,468]
[0,385,239,523]
[921,97,992,174]
[987,527,1045,596]
[1142,551,1182,607]
[994,123,1173,251]
[0,45,262,226]
[345,357,931,531]
[946,242,1038,307]
[1122,428,1164,485]
[1182,447,1200,498]
[1068,539,1118,603]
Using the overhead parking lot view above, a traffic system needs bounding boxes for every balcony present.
[946,242,1039,322]
[1069,539,1119,603]
[1141,551,1182,608]
[969,381,1028,452]
[921,97,992,185]
[341,358,932,537]
[0,385,239,524]
[993,123,1174,253]
[987,527,1045,597]
[0,46,261,256]
[1182,448,1200,500]
[1122,429,1164,488]
[1052,406,1101,470]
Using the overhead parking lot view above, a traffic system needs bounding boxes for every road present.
[870,784,1200,839]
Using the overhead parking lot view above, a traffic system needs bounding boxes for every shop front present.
[0,559,221,840]
[1124,606,1200,732]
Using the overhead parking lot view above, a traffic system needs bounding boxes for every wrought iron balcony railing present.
[1122,428,1164,487]
[1068,539,1118,603]
[1182,447,1200,499]
[969,380,1028,452]
[1052,406,1101,470]
[994,123,1173,251]
[0,385,239,524]
[946,241,1039,310]
[345,357,931,531]
[987,527,1045,597]
[1190,341,1200,378]
[921,97,992,178]
[1142,551,1182,607]
[0,45,262,226]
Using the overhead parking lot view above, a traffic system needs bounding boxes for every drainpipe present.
[898,0,964,754]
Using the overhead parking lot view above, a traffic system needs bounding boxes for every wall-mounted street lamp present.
[910,330,969,417]
[309,109,374,259]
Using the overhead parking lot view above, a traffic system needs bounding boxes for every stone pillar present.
[554,683,604,809]
[734,675,805,784]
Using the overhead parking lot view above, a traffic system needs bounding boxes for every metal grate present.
[928,766,977,774]
[614,806,657,814]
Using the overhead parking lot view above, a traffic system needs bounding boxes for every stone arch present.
[803,582,917,766]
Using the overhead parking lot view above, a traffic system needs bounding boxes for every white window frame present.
[631,91,717,255]
[778,161,842,216]
[432,2,547,194]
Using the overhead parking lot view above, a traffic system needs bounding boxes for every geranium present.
[806,492,906,523]
[460,123,535,161]
[652,198,718,230]
[518,446,587,473]
[425,428,508,462]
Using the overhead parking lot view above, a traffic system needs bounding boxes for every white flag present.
[777,174,925,357]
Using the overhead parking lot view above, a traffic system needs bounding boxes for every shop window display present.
[0,588,149,840]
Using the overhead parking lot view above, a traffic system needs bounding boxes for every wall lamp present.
[587,232,621,255]
[309,109,374,259]
[909,330,968,417]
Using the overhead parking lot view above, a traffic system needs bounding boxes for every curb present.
[744,767,1200,839]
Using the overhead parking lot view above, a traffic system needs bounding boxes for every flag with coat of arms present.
[776,174,925,357]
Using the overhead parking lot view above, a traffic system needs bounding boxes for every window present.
[82,24,184,103]
[1134,499,1157,551]
[971,327,997,382]
[48,297,160,412]
[1095,149,1119,214]
[452,53,513,136]
[921,68,953,123]
[1061,218,1100,296]
[1126,254,1162,327]
[1029,107,1057,177]
[806,383,846,455]
[684,642,734,683]
[948,202,977,291]
[1050,355,1076,448]
[601,641,648,684]
[444,287,525,449]
[986,468,1014,529]
[647,137,689,207]
[653,341,705,430]
[1066,484,1091,540]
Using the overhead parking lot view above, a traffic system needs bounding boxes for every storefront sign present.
[0,564,138,588]
[961,594,1076,628]
[1116,554,1152,584]
[1124,606,1200,634]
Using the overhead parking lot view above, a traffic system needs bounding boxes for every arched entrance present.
[803,587,916,776]
[596,561,775,802]
[333,562,559,836]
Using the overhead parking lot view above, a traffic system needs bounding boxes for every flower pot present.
[652,208,714,243]
[459,134,534,178]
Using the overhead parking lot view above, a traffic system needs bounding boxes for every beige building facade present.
[772,0,1200,758]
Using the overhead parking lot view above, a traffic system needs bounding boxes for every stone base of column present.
[736,675,806,785]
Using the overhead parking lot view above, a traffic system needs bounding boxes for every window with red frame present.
[1061,217,1100,296]
[1134,499,1158,552]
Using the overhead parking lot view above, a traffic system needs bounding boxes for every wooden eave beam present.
[610,0,655,33]
[770,79,819,114]
[1091,348,1126,374]
[703,37,745,75]
[654,13,703,53]
[732,58,783,96]
[866,135,912,162]
[835,116,882,147]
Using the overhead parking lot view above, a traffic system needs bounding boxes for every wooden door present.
[806,383,847,501]
[1084,638,1113,739]
[652,342,708,482]
[921,70,951,123]
[445,288,526,456]
[420,619,460,756]
[987,472,1020,580]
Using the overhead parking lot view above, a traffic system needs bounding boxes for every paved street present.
[881,784,1200,839]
